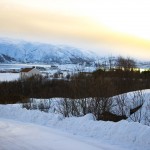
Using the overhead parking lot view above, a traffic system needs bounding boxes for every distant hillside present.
[0,38,98,64]
[0,54,16,63]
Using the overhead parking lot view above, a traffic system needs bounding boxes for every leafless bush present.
[129,91,145,123]
[144,102,150,126]
[22,103,32,110]
[113,93,128,116]
[22,98,52,112]
[89,97,113,120]
[56,98,80,117]
[55,97,113,120]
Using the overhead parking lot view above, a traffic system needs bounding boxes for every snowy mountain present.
[0,54,16,63]
[0,38,98,64]
[137,61,150,69]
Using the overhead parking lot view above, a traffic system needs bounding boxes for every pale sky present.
[0,0,150,60]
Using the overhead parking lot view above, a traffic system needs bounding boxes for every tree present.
[115,56,136,71]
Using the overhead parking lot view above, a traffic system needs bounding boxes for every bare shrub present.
[129,91,145,123]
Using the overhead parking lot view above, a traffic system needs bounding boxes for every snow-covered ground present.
[0,73,19,81]
[0,104,150,150]
[0,119,104,150]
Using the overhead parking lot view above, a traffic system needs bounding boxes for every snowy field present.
[0,73,19,81]
[0,103,150,150]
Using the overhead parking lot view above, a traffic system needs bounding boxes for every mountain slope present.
[0,38,98,64]
[0,54,16,63]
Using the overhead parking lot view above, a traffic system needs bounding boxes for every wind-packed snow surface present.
[0,119,105,150]
[0,73,19,81]
[0,104,150,150]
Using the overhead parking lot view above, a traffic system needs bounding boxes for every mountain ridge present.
[0,54,16,63]
[0,38,99,64]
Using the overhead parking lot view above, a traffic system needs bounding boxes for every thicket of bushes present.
[22,90,150,125]
[0,69,150,104]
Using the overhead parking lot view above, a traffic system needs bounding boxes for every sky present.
[0,0,150,60]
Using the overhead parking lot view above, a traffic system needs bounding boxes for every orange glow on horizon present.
[0,0,150,60]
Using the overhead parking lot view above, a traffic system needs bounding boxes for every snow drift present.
[0,104,150,150]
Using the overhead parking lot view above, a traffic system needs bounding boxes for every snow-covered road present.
[0,118,126,150]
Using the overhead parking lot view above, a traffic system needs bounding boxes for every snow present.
[0,73,19,81]
[0,104,150,150]
[0,119,102,150]
[0,38,98,64]
[111,89,150,125]
[26,89,150,125]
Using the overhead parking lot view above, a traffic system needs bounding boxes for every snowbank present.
[0,104,150,149]
[0,118,103,150]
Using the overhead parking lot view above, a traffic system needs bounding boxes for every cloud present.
[0,0,150,60]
